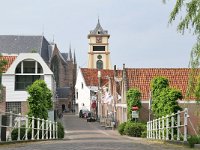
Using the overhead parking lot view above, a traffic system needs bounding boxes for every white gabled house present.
[75,68,114,115]
[1,53,55,120]
[75,68,97,113]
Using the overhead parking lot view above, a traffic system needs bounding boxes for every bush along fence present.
[0,111,58,142]
[147,108,188,142]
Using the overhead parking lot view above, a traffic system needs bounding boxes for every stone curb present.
[0,138,68,146]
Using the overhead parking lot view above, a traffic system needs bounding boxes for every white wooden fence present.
[0,111,58,142]
[147,108,188,142]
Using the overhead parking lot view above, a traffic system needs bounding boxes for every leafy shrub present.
[141,130,147,138]
[118,122,126,135]
[57,122,64,139]
[11,126,31,140]
[188,136,200,148]
[124,121,146,137]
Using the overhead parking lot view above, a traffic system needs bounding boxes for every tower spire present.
[73,49,76,64]
[98,16,100,24]
[68,43,73,61]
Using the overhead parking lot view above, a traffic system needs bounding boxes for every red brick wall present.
[140,102,200,135]
[21,101,28,115]
[0,87,6,112]
[179,103,200,135]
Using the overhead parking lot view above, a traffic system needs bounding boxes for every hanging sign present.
[132,111,139,118]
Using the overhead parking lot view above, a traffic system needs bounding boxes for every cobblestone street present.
[0,114,192,150]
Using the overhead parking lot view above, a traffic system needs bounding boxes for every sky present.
[0,0,196,69]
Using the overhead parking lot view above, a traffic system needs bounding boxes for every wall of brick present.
[0,87,6,112]
[179,103,200,135]
[140,102,200,135]
[21,101,28,115]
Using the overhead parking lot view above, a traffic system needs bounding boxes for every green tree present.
[195,76,200,103]
[0,54,7,82]
[27,80,53,120]
[0,54,7,101]
[126,88,142,119]
[150,77,182,118]
[168,0,200,100]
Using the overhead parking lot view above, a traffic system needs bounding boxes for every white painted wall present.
[2,75,28,102]
[75,69,91,112]
[2,53,54,102]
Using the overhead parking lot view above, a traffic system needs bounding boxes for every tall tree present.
[126,88,142,120]
[0,54,7,80]
[0,54,7,101]
[169,0,200,100]
[27,80,53,120]
[150,77,182,118]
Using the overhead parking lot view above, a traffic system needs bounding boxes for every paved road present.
[0,114,191,150]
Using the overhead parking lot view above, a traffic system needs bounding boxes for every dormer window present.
[15,60,44,90]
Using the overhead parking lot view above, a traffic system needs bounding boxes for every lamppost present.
[96,70,101,121]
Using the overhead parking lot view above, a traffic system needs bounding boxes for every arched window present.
[96,60,103,70]
[15,60,44,90]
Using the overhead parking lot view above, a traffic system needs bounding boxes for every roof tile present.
[0,56,17,72]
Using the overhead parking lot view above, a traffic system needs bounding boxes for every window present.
[81,82,84,89]
[23,61,35,73]
[76,91,78,99]
[15,60,44,90]
[93,46,105,51]
[96,60,103,70]
[6,102,21,114]
[37,63,43,73]
[15,75,43,90]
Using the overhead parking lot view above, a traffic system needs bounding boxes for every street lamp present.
[96,70,101,121]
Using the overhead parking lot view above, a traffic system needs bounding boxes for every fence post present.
[147,122,149,138]
[17,113,21,141]
[152,120,154,139]
[37,118,40,140]
[177,110,180,141]
[171,113,174,141]
[53,122,55,139]
[155,119,158,139]
[49,121,52,139]
[25,115,28,140]
[166,115,169,140]
[42,119,44,140]
[56,122,58,139]
[158,118,161,140]
[8,111,13,141]
[153,120,155,139]
[46,120,48,139]
[184,108,188,142]
[31,116,34,140]
[162,116,165,140]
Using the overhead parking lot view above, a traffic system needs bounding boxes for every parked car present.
[79,108,90,118]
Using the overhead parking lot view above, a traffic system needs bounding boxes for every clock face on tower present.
[96,36,102,43]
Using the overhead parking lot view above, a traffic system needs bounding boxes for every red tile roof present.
[126,68,191,100]
[81,68,195,100]
[0,56,17,72]
[81,68,115,86]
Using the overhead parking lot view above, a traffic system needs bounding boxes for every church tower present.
[87,19,111,70]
